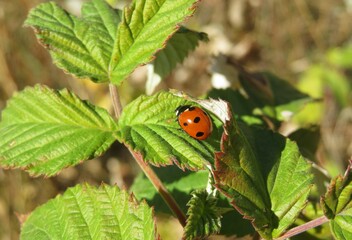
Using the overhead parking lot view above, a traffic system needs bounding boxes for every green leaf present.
[321,162,352,218]
[110,0,201,84]
[327,46,352,68]
[0,85,117,176]
[117,91,221,170]
[153,27,207,78]
[81,0,122,63]
[132,166,209,201]
[183,190,221,240]
[288,126,321,161]
[131,165,209,213]
[330,210,352,240]
[321,160,352,239]
[25,0,201,85]
[239,71,310,107]
[146,27,208,94]
[266,137,313,237]
[207,88,265,126]
[24,0,122,82]
[252,128,313,238]
[208,71,312,125]
[263,72,310,106]
[208,89,256,117]
[20,183,156,240]
[218,201,255,237]
[132,167,255,238]
[214,109,313,239]
[214,119,273,238]
[237,70,312,123]
[323,68,351,107]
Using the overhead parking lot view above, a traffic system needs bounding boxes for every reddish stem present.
[128,148,187,226]
[274,216,329,240]
[109,84,187,227]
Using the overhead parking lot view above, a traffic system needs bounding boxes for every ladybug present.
[176,105,213,140]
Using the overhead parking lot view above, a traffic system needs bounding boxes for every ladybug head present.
[175,105,192,117]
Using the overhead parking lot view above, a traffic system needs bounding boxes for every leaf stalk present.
[274,215,329,240]
[109,84,187,227]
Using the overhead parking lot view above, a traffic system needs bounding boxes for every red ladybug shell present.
[176,105,213,140]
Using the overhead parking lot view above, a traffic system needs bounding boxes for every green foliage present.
[321,160,352,239]
[238,71,311,116]
[24,0,122,82]
[25,0,200,85]
[214,120,273,238]
[117,91,221,170]
[288,126,321,161]
[183,190,221,239]
[208,71,313,128]
[267,138,313,237]
[147,27,208,94]
[131,166,209,210]
[1,0,350,239]
[294,45,352,126]
[239,71,309,106]
[131,166,257,238]
[327,46,352,68]
[20,183,156,240]
[214,112,313,239]
[207,88,263,126]
[0,85,117,176]
[108,0,200,84]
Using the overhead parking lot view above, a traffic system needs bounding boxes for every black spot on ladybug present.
[196,132,204,137]
[194,117,200,123]
[176,105,212,140]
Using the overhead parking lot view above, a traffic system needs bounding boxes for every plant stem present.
[108,84,187,227]
[274,216,329,240]
[128,148,187,226]
[109,84,123,118]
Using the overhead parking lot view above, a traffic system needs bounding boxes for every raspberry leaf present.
[214,104,313,239]
[0,85,117,176]
[20,184,156,240]
[117,91,222,170]
[109,0,201,84]
[321,160,352,239]
[146,27,208,94]
[183,190,221,240]
[24,0,122,82]
[25,0,200,85]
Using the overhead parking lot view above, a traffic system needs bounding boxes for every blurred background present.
[0,0,351,239]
